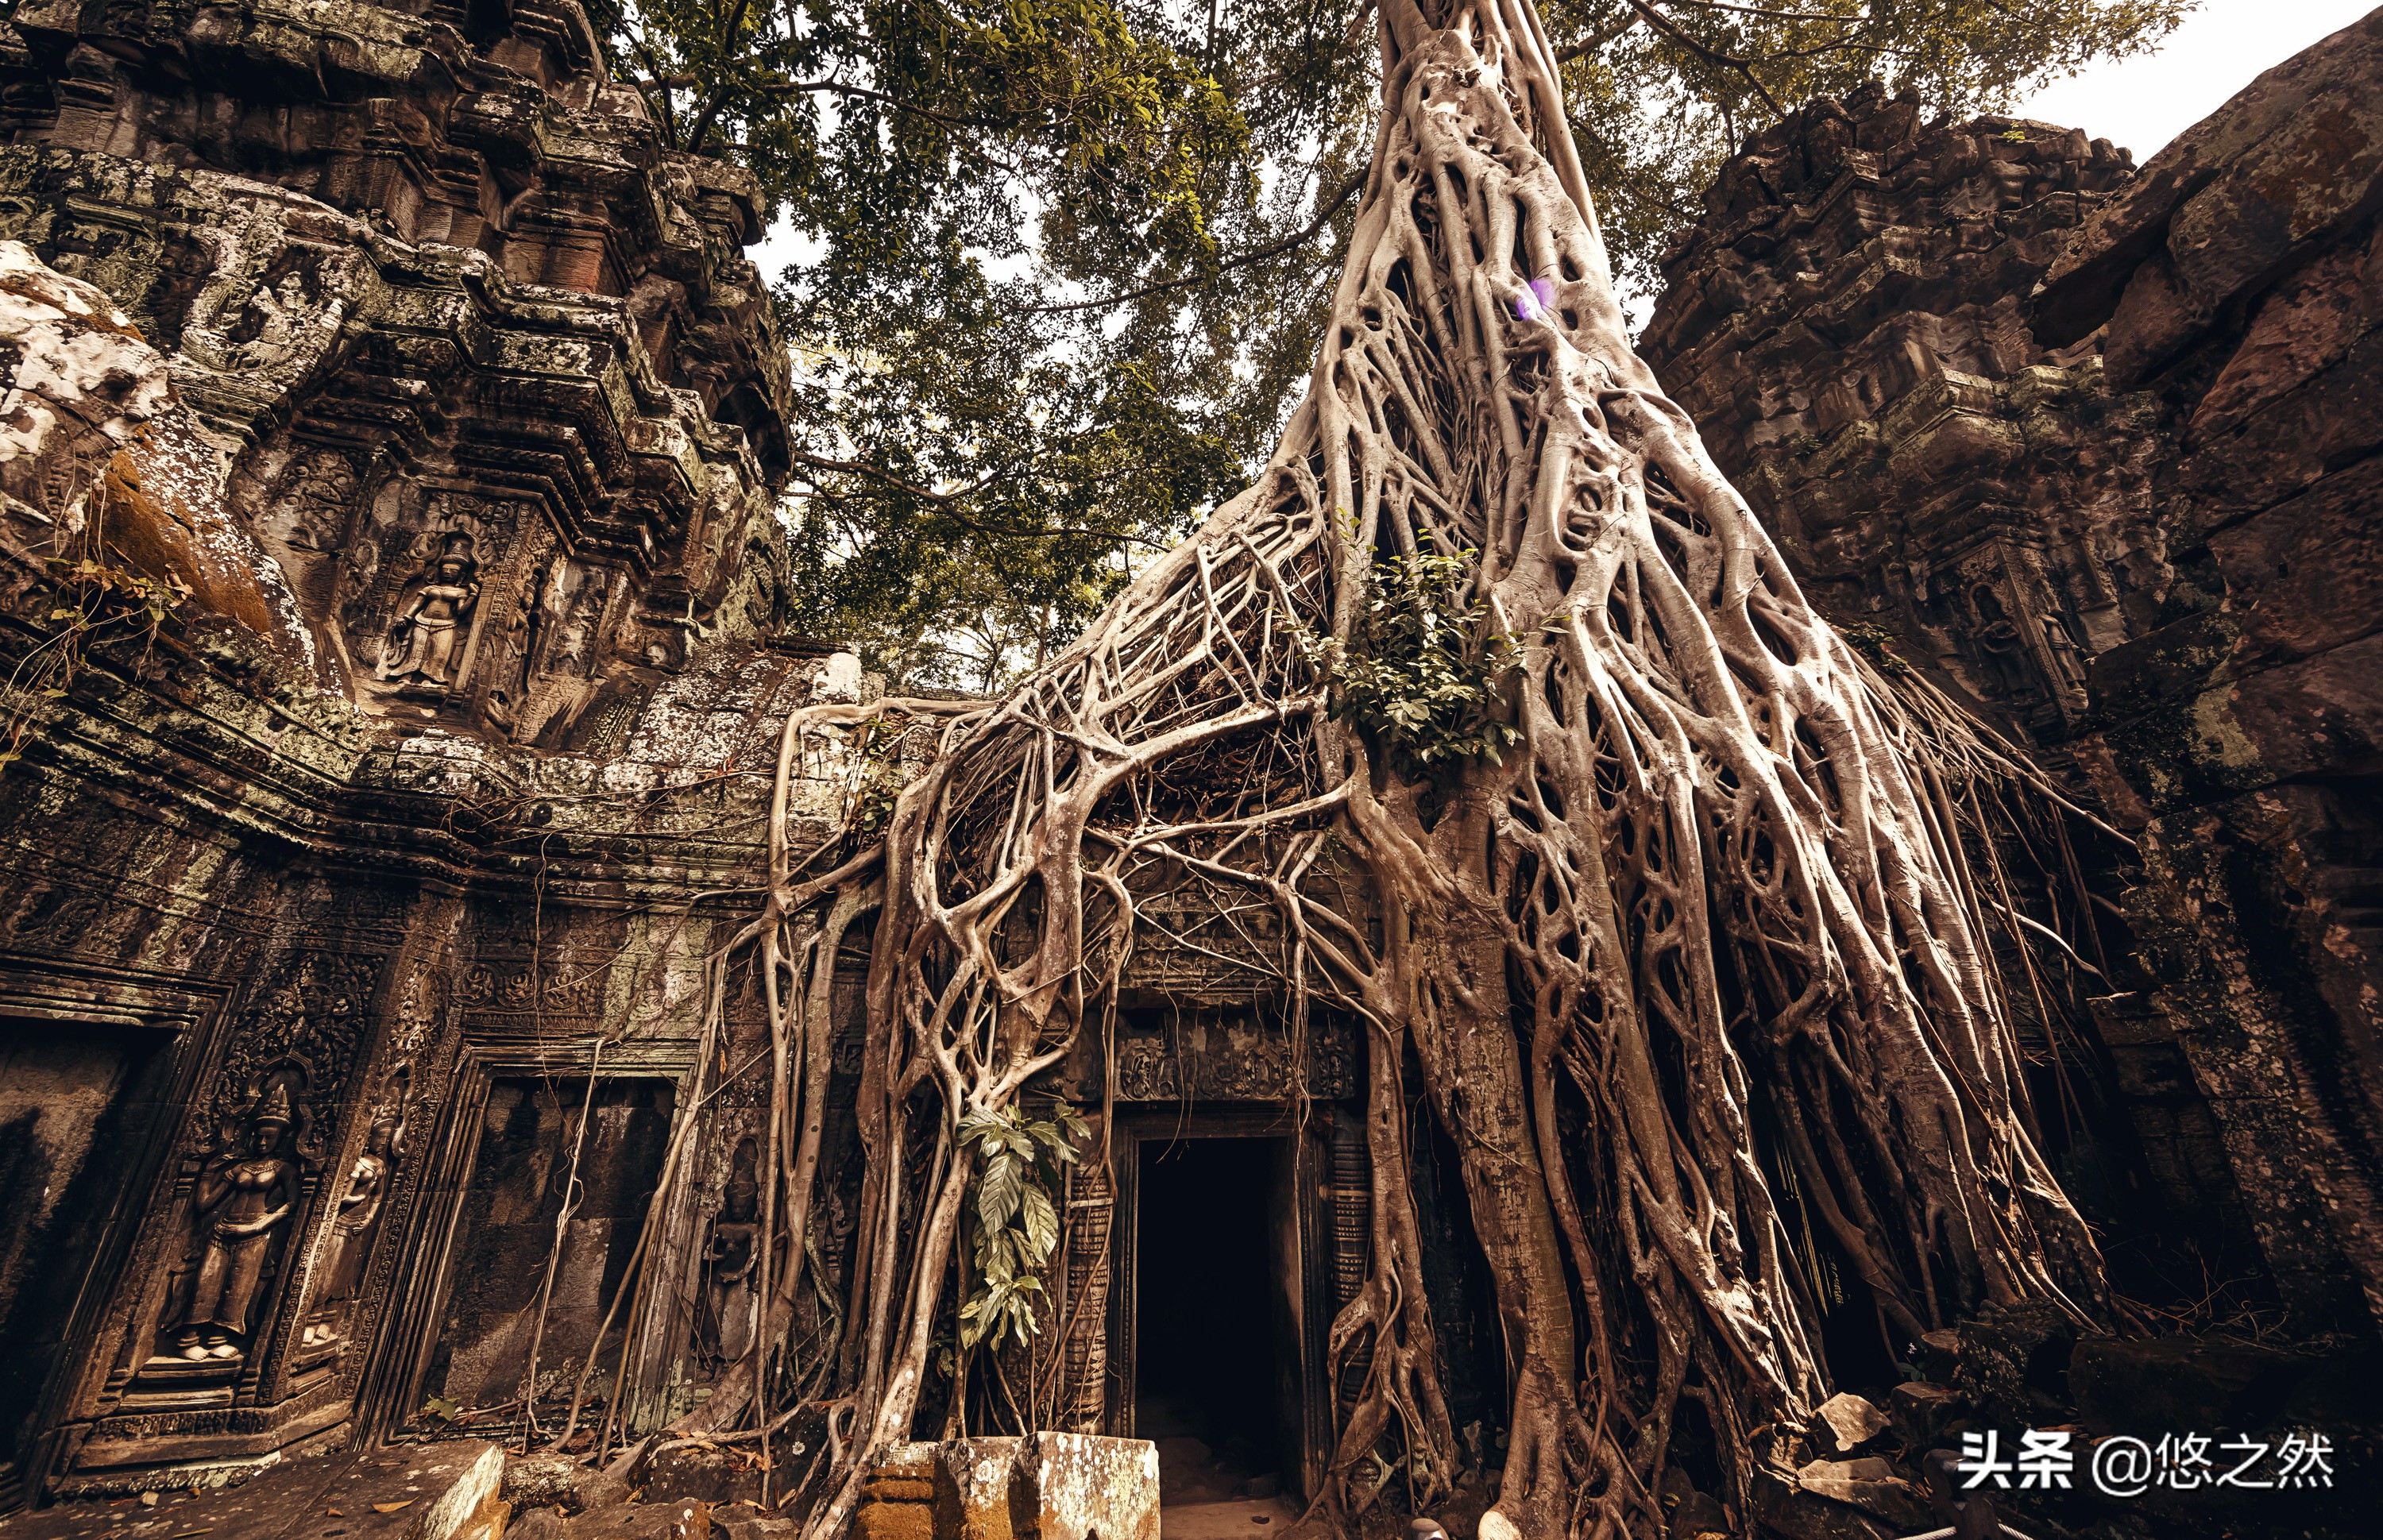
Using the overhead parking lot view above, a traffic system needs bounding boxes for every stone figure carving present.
[237,269,315,368]
[2040,601,2091,707]
[517,559,551,685]
[380,532,481,686]
[1107,1010,1359,1102]
[695,1137,761,1366]
[552,569,609,676]
[485,561,551,734]
[1966,585,2037,704]
[300,1067,408,1349]
[335,538,380,624]
[168,1078,301,1362]
[269,450,358,554]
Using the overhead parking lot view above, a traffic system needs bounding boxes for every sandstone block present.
[406,1443,509,1540]
[1887,1381,1959,1449]
[933,1438,1021,1540]
[1008,1434,1158,1540]
[855,1499,935,1540]
[643,1445,764,1508]
[504,1452,589,1515]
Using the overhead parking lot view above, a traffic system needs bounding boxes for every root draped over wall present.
[658,5,2112,1536]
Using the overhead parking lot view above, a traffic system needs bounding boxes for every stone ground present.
[0,1444,500,1540]
[1149,1437,1302,1540]
[0,1439,1525,1540]
[1158,1497,1302,1540]
[3,1438,1207,1540]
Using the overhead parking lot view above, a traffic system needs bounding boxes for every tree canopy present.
[589,0,2192,686]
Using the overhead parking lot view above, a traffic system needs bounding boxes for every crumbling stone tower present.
[0,0,840,1504]
[0,0,798,743]
[1641,16,2383,1335]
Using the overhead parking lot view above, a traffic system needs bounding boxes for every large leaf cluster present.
[957,1100,1090,1350]
[1303,538,1524,778]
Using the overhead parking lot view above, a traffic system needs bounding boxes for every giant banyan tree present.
[711,2,2109,1536]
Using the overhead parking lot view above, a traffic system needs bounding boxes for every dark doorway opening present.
[0,1021,174,1504]
[1136,1137,1298,1505]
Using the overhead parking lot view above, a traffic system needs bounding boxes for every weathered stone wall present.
[0,0,856,1507]
[0,0,797,747]
[1639,84,2149,742]
[1642,12,2383,1330]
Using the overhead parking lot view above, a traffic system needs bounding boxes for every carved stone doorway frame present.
[357,1031,700,1443]
[0,958,232,1506]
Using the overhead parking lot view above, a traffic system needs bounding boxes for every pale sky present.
[2011,0,2376,160]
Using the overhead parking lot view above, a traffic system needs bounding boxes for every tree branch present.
[1620,0,1786,116]
[1024,166,1368,315]
[679,0,760,153]
[789,450,1002,506]
[788,450,1169,549]
[756,78,1006,133]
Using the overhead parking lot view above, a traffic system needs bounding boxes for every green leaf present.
[978,1151,1022,1231]
[1020,1183,1059,1264]
[978,1224,1018,1284]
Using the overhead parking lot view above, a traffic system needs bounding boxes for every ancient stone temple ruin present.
[1639,21,2383,1330]
[0,0,824,1503]
[0,0,1393,1511]
[0,0,2374,1535]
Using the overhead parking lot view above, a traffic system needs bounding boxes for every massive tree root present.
[693,3,2110,1536]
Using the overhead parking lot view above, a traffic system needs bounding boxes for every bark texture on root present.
[704,3,2111,1536]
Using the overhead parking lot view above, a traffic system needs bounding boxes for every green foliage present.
[589,0,2190,683]
[1303,535,1523,778]
[1840,620,1910,677]
[0,546,188,774]
[957,1099,1089,1350]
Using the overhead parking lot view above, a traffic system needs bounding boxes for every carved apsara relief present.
[298,1063,411,1358]
[379,531,483,687]
[149,1066,308,1376]
[133,951,383,1387]
[335,490,521,711]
